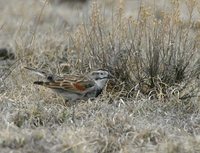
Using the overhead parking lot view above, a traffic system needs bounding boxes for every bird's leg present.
[72,103,76,124]
[65,100,76,124]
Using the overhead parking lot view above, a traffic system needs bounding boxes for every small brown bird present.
[25,67,112,122]
[25,67,111,102]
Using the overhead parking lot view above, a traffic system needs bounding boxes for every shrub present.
[63,1,200,100]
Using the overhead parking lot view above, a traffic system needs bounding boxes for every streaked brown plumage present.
[25,67,111,102]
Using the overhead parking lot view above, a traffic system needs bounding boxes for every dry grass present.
[0,0,200,152]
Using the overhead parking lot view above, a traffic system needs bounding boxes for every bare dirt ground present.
[0,0,200,153]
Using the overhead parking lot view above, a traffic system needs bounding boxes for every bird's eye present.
[100,73,103,75]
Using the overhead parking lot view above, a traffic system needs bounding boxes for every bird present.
[25,67,112,103]
[25,67,112,123]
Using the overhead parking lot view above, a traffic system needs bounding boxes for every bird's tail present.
[25,66,55,81]
[24,67,47,78]
[34,81,50,86]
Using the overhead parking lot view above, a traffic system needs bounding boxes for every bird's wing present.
[25,66,95,93]
[34,75,95,94]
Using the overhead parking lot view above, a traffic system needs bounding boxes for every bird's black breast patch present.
[83,88,103,99]
[95,89,103,97]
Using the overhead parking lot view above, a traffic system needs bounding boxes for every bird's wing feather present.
[34,75,95,94]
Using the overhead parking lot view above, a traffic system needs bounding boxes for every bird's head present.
[89,69,112,88]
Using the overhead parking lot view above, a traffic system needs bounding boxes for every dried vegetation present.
[0,0,200,152]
